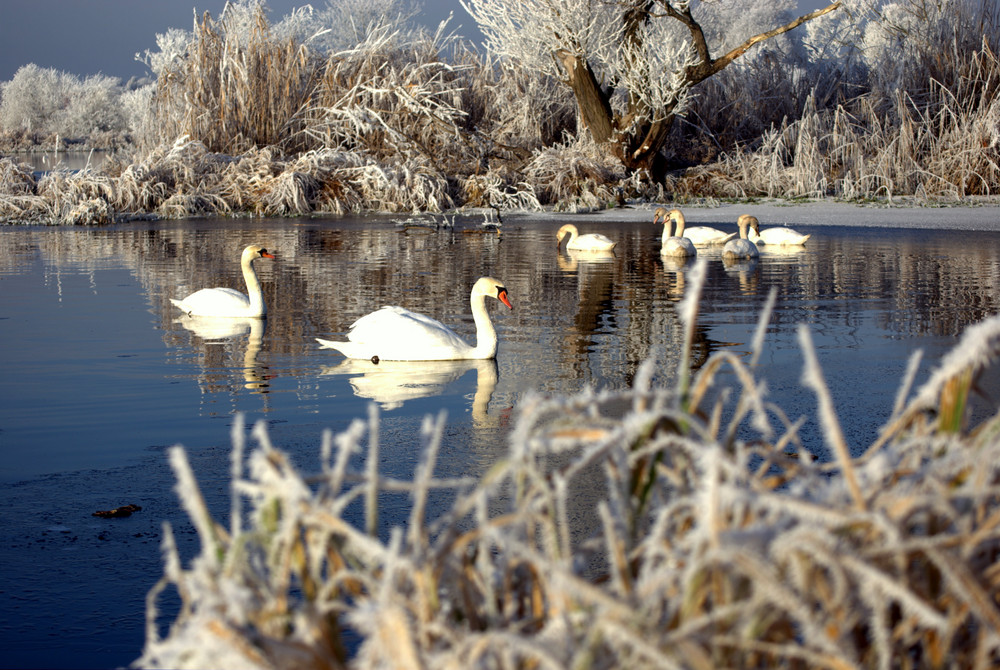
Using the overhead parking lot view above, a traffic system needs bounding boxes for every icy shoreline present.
[506,198,1000,232]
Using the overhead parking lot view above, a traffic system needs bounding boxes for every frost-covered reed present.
[138,259,1000,669]
[3,1,1000,222]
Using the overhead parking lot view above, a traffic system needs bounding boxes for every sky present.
[0,0,476,83]
[0,0,830,84]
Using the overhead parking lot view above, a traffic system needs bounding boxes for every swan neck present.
[242,255,265,314]
[661,217,674,242]
[737,218,748,239]
[470,291,498,359]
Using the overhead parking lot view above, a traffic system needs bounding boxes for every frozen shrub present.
[0,64,127,146]
[138,263,1000,669]
[524,133,626,210]
[59,74,128,138]
[0,64,73,134]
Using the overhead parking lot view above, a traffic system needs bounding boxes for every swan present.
[746,218,811,245]
[556,223,617,251]
[723,215,760,260]
[170,244,274,318]
[655,209,696,258]
[316,276,513,361]
[653,208,736,245]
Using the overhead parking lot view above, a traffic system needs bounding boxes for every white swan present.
[556,223,617,251]
[655,209,696,258]
[316,276,513,361]
[746,218,811,245]
[170,244,274,318]
[653,208,736,245]
[723,215,760,260]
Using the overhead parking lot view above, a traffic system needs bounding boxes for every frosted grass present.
[138,258,1000,669]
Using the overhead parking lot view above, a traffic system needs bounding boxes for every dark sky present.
[0,0,476,82]
[0,1,830,84]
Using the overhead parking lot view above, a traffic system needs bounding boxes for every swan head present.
[737,215,759,236]
[472,276,513,310]
[243,244,275,262]
[555,224,578,247]
[653,207,684,226]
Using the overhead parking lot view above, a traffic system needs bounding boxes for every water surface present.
[2,210,999,668]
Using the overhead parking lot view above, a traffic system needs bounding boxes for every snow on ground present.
[506,198,1000,231]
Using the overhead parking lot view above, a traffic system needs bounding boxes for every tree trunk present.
[554,2,842,180]
[555,49,616,145]
[555,49,674,177]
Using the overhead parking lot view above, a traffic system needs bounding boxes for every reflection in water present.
[556,247,616,270]
[321,358,498,419]
[174,314,272,399]
[3,218,1000,434]
[5,215,1000,670]
[721,256,761,294]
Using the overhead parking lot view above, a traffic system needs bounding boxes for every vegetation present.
[138,260,1000,669]
[0,0,998,223]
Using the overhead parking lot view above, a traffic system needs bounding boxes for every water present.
[2,150,108,174]
[2,210,999,668]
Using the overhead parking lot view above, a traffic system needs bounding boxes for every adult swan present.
[655,210,696,258]
[653,208,736,245]
[556,224,617,251]
[170,244,274,318]
[723,215,760,260]
[316,277,513,361]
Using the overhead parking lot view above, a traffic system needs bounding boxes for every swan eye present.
[259,248,269,256]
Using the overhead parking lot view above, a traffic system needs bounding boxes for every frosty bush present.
[138,261,1000,669]
[0,64,128,142]
[0,65,74,135]
[61,74,129,138]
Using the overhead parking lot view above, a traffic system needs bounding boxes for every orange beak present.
[498,288,513,310]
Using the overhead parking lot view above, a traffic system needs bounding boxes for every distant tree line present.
[0,0,997,217]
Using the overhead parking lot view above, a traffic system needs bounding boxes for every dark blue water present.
[2,210,999,668]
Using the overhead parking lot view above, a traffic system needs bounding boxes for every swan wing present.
[321,306,474,360]
[661,237,696,257]
[568,233,616,251]
[171,287,251,317]
[759,227,810,245]
[684,227,736,245]
[724,239,760,259]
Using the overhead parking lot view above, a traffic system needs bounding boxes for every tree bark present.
[554,1,843,179]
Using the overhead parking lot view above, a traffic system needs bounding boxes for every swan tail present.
[170,298,191,314]
[316,337,347,350]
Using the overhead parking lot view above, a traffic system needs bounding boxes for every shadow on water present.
[1,212,1000,667]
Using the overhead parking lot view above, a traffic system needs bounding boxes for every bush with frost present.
[138,260,1000,669]
[0,64,75,135]
[0,64,128,145]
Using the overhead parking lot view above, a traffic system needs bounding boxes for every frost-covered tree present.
[0,64,74,133]
[60,74,128,137]
[461,0,841,177]
[0,64,127,140]
[137,27,193,78]
[282,0,423,52]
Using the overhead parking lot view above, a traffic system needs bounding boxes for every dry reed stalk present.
[523,134,627,210]
[678,38,1000,202]
[138,263,1000,669]
[152,6,317,156]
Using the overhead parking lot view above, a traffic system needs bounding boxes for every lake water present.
[2,150,108,174]
[2,207,1000,668]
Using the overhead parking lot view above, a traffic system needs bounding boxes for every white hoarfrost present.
[137,257,1000,669]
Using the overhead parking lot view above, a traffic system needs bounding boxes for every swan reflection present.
[174,314,271,392]
[556,247,615,272]
[322,358,498,417]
